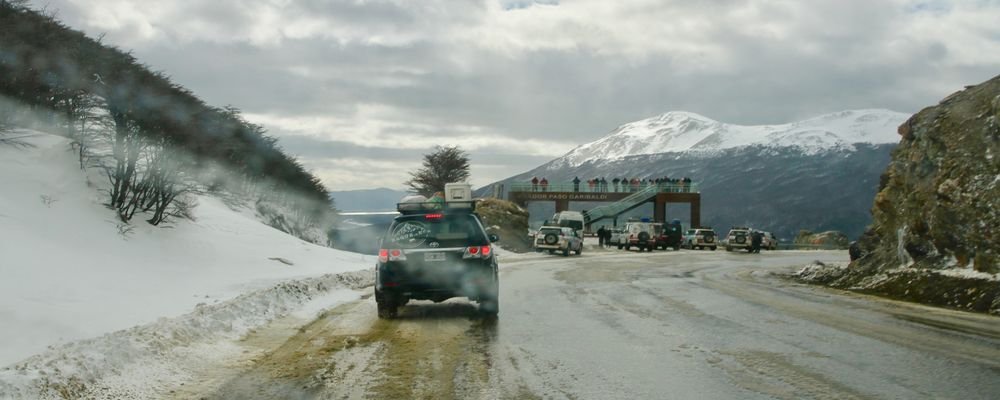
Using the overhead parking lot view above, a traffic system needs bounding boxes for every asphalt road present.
[177,249,1000,400]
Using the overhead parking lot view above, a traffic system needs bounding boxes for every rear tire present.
[710,246,717,251]
[618,244,623,250]
[480,299,498,316]
[375,289,397,319]
[479,272,499,316]
[563,248,569,256]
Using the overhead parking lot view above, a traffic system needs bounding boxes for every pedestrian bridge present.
[506,182,702,228]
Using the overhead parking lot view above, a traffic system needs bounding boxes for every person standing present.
[573,176,581,192]
[531,176,539,192]
[612,177,620,192]
[597,226,606,247]
[751,230,763,253]
[540,177,549,192]
[600,177,607,192]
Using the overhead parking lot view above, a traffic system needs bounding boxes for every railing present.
[509,182,699,194]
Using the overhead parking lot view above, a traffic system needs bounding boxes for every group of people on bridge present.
[526,176,694,193]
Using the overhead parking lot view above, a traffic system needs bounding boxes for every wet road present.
[177,250,1000,400]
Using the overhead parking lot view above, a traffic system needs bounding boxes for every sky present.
[28,0,1000,191]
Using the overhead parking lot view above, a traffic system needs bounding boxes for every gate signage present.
[519,193,611,201]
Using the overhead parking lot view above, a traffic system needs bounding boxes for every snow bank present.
[0,131,375,371]
[794,262,1000,315]
[0,270,374,399]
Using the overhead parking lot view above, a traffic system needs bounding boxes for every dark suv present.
[654,221,684,250]
[375,202,499,318]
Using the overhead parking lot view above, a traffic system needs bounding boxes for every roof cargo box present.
[445,183,473,207]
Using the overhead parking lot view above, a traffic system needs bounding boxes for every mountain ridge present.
[554,109,909,168]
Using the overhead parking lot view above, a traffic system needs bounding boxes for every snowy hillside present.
[0,130,374,397]
[557,109,909,166]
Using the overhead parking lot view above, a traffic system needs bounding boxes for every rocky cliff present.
[861,76,999,273]
[805,75,1000,314]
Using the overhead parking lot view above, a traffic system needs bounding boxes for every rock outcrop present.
[860,75,999,273]
[805,74,1000,314]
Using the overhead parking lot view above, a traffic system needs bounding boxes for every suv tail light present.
[463,245,493,259]
[378,248,406,263]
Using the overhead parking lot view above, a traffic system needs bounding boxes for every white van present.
[550,211,585,233]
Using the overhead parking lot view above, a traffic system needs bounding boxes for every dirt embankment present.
[797,74,1000,315]
[476,198,532,252]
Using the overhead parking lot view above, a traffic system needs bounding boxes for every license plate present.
[424,252,446,262]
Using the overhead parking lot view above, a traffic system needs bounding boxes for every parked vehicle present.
[609,228,625,247]
[550,211,585,232]
[760,231,778,250]
[621,221,655,252]
[534,226,584,256]
[683,228,718,250]
[725,226,753,252]
[654,220,684,250]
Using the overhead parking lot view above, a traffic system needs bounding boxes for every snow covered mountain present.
[480,109,911,240]
[555,109,908,167]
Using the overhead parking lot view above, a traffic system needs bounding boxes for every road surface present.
[173,249,1000,399]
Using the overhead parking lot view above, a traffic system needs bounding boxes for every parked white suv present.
[683,228,718,250]
[760,231,778,250]
[534,226,583,256]
[725,227,753,252]
[620,221,655,252]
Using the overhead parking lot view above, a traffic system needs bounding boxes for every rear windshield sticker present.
[390,221,430,247]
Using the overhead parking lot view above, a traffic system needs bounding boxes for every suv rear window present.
[385,214,488,249]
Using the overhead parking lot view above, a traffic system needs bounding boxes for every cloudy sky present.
[30,0,1000,190]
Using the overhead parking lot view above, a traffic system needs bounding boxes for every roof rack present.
[396,200,477,215]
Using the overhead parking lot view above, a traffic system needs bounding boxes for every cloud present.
[31,0,1000,190]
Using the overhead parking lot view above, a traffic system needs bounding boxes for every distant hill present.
[479,109,909,240]
[330,188,410,212]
